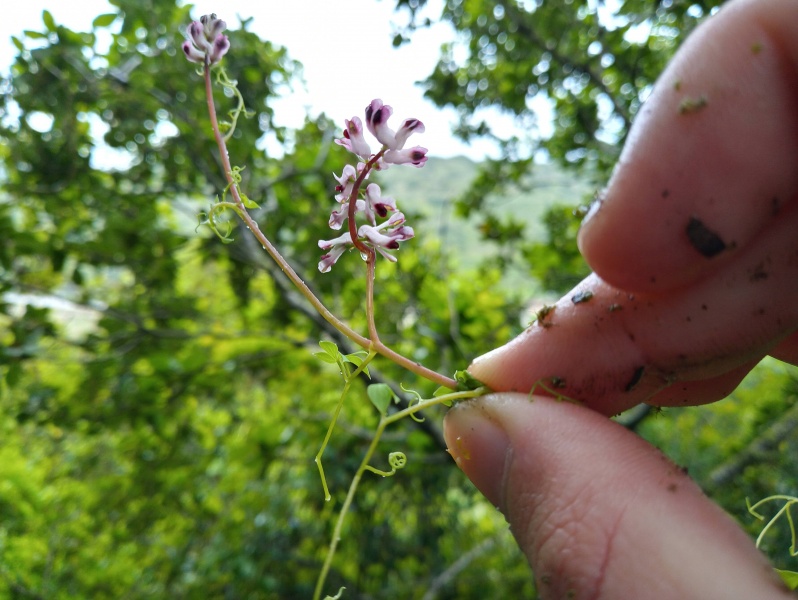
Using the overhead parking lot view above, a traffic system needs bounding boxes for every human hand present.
[445,0,798,596]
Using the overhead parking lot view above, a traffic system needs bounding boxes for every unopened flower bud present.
[183,14,230,66]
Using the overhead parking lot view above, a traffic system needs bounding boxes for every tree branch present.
[421,535,498,600]
[503,4,633,132]
[707,397,798,491]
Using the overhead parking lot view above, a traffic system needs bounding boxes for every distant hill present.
[374,156,595,272]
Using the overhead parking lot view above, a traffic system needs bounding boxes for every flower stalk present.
[190,21,456,390]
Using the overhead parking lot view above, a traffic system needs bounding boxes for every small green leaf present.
[24,30,48,40]
[318,341,340,359]
[343,353,370,378]
[433,386,455,406]
[367,384,394,416]
[775,569,798,590]
[313,352,338,364]
[92,13,118,28]
[42,10,56,32]
[454,370,486,391]
[241,194,260,209]
[11,36,24,52]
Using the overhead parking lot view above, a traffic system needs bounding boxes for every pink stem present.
[202,63,456,390]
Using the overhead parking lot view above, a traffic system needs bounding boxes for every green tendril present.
[364,452,407,477]
[399,383,426,423]
[214,67,255,141]
[747,495,798,589]
[314,346,377,502]
[314,386,487,600]
[203,200,242,243]
[747,495,798,556]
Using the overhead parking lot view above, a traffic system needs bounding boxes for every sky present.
[0,0,523,160]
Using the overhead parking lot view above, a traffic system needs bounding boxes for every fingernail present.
[443,399,512,511]
[576,188,606,251]
[466,331,530,388]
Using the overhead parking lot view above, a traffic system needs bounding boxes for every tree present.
[0,1,530,597]
[0,0,795,597]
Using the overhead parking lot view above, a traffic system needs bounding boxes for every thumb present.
[444,394,792,600]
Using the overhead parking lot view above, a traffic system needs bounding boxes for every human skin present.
[444,0,798,597]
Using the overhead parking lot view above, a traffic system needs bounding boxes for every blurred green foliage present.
[0,0,795,598]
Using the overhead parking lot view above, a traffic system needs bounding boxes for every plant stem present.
[315,352,377,502]
[313,387,485,600]
[345,153,381,344]
[202,65,457,390]
[365,252,379,343]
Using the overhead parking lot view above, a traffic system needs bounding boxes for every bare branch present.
[707,397,798,490]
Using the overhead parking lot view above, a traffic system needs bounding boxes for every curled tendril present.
[228,165,244,186]
[223,166,259,208]
[747,495,798,556]
[388,451,407,470]
[323,586,346,600]
[201,200,241,243]
[399,383,426,422]
[747,495,798,589]
[199,165,262,244]
[364,451,407,477]
[214,67,255,141]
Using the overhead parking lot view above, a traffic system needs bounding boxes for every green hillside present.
[375,155,595,276]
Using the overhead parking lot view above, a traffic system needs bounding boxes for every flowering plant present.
[319,99,426,273]
[183,14,486,599]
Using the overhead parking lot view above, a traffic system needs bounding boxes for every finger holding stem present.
[313,387,486,600]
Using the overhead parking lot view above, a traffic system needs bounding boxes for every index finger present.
[577,0,798,293]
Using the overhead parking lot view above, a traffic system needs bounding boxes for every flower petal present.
[318,245,347,273]
[209,35,230,65]
[394,118,425,150]
[318,231,352,250]
[365,99,397,149]
[337,117,372,158]
[383,146,428,167]
[182,40,205,63]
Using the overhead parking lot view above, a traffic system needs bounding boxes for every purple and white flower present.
[363,184,396,225]
[318,231,354,273]
[183,14,230,66]
[358,213,414,263]
[318,99,426,272]
[334,117,372,159]
[383,146,428,168]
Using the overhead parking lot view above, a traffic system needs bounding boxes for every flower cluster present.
[182,14,230,66]
[318,100,428,273]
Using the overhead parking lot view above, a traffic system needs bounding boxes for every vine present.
[181,13,488,599]
[747,495,798,589]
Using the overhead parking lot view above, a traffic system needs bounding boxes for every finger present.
[645,360,756,407]
[577,0,798,293]
[769,330,798,366]
[469,199,798,416]
[444,394,792,600]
